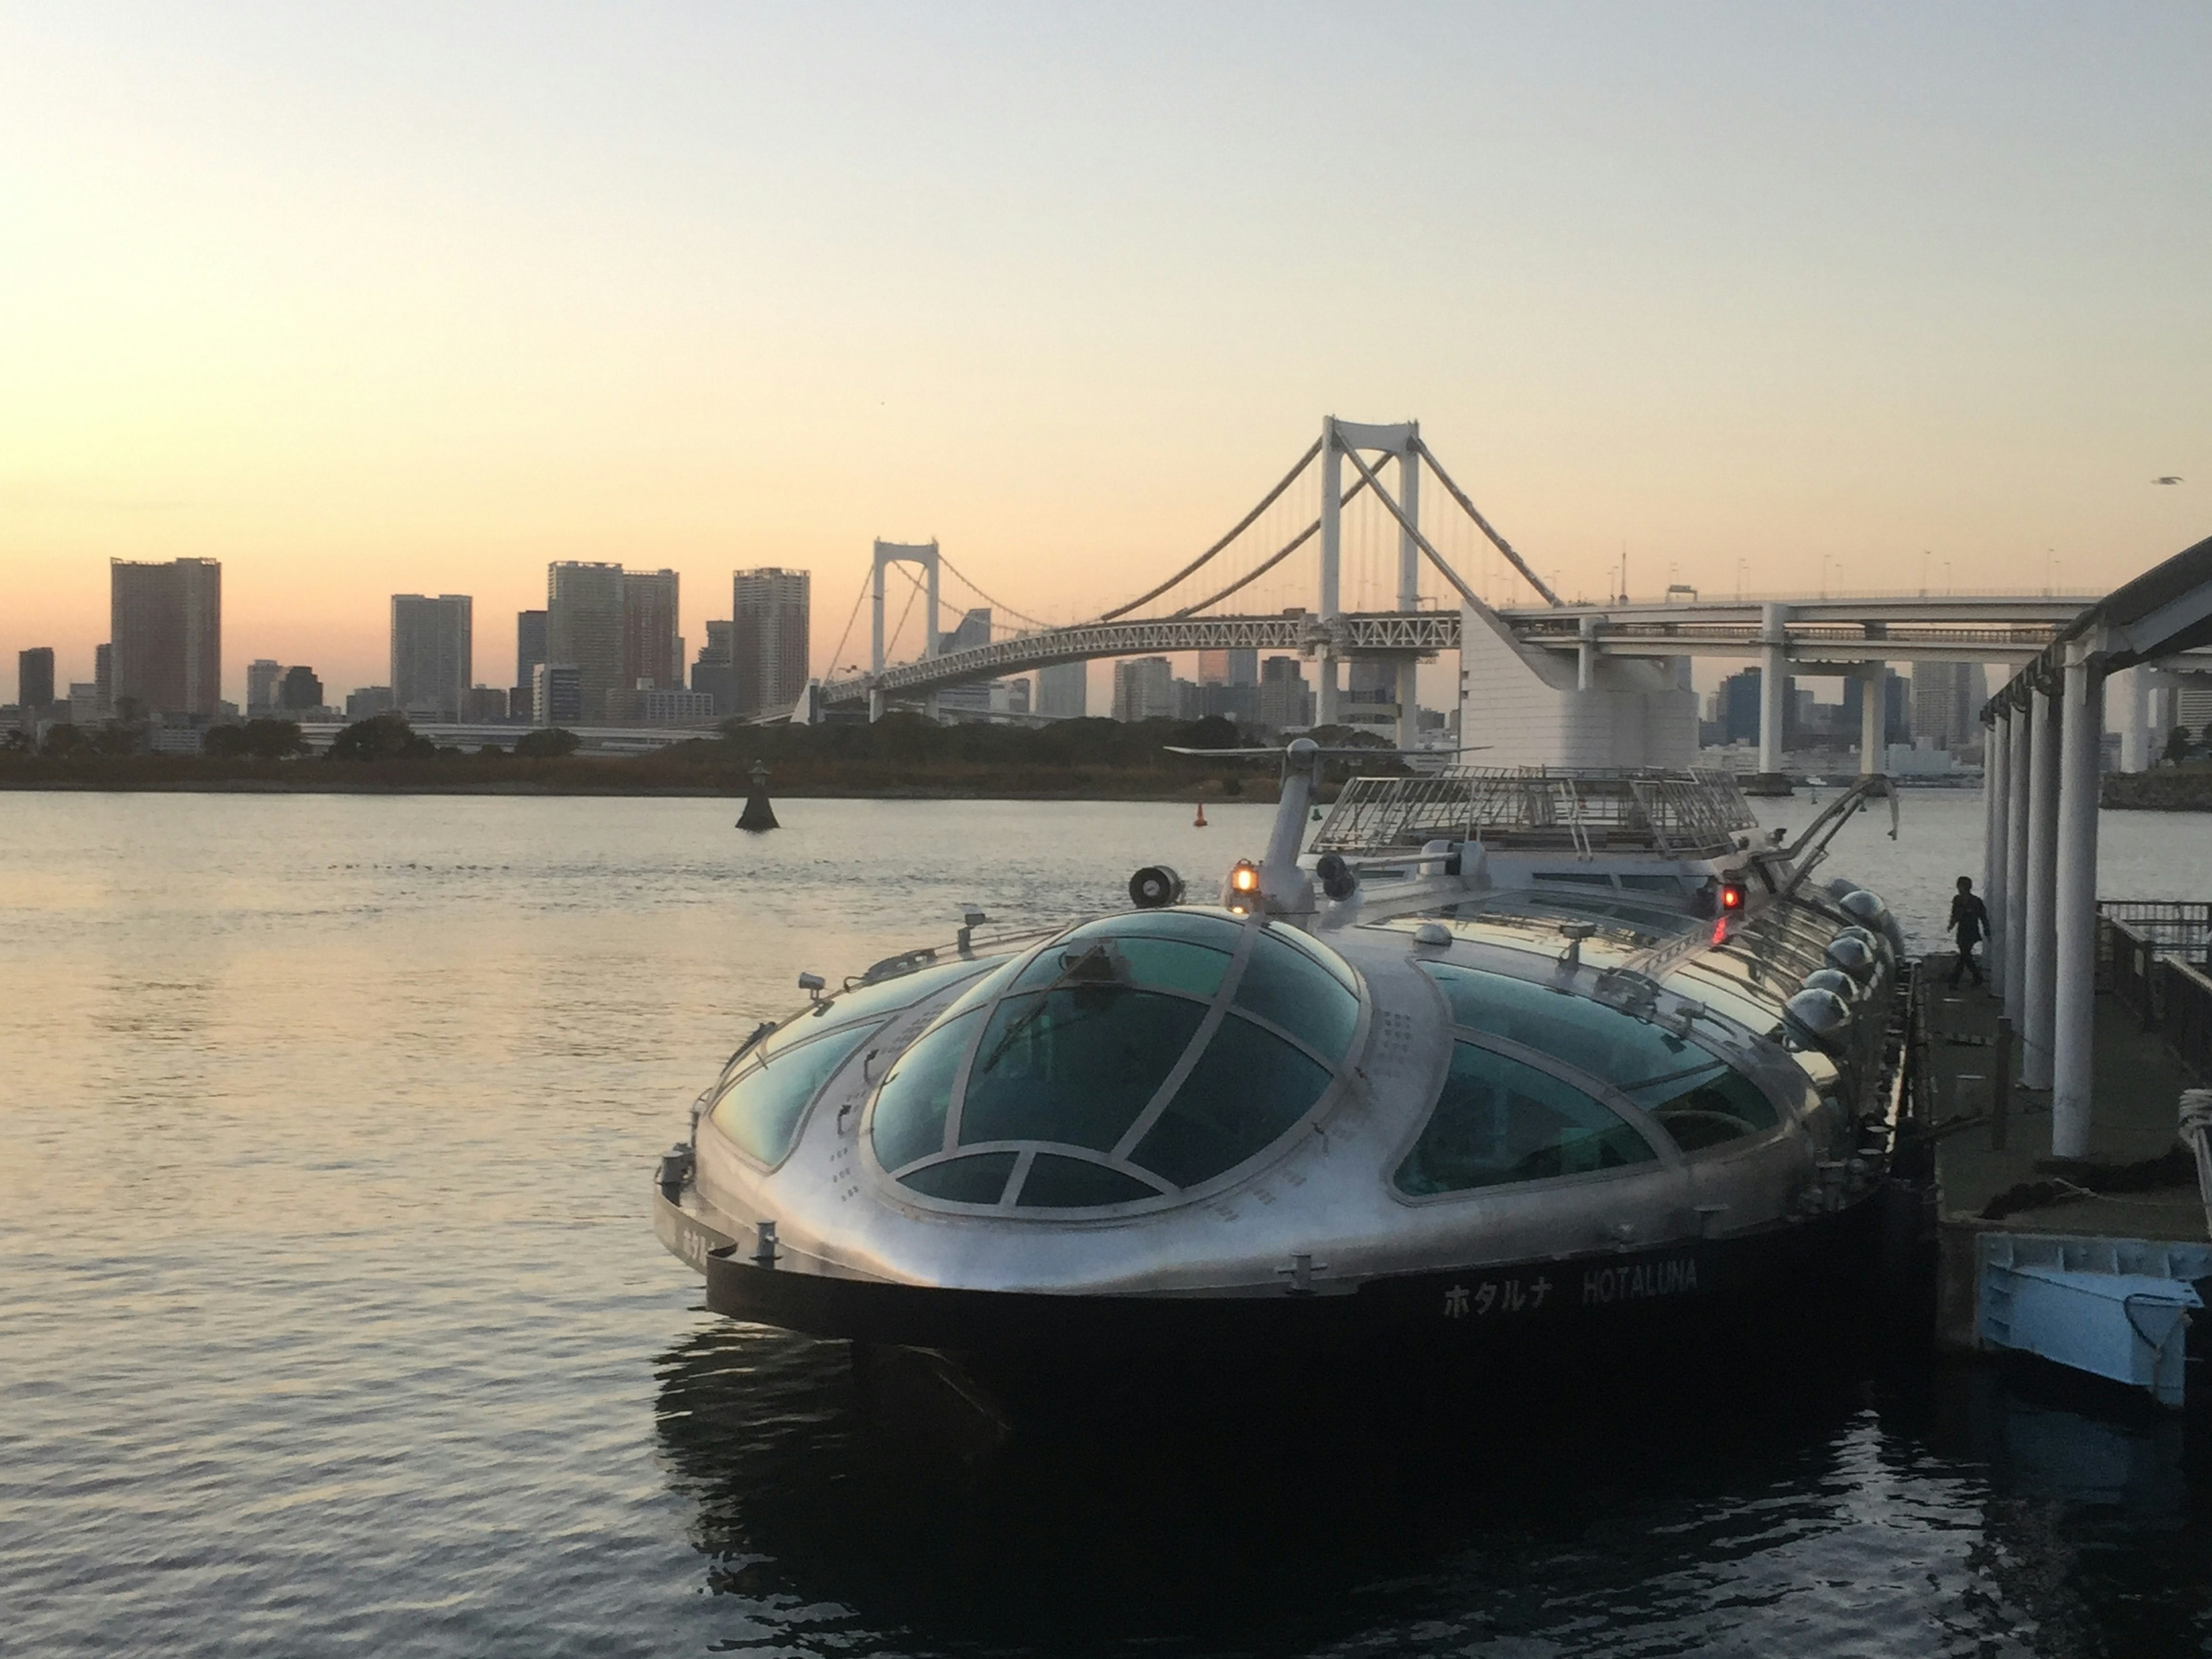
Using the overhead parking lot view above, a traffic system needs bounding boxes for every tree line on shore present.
[2,709,1399,790]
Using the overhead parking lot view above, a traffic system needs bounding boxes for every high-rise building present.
[732,568,810,717]
[247,659,283,714]
[692,620,737,715]
[1343,660,1399,730]
[94,643,112,718]
[533,663,584,727]
[18,647,54,712]
[390,595,472,721]
[1197,647,1258,687]
[1910,662,1987,752]
[111,558,221,716]
[547,563,626,722]
[68,683,100,725]
[1037,661,1088,719]
[946,607,991,653]
[1112,657,1176,722]
[345,686,395,720]
[1842,669,1911,748]
[280,666,325,712]
[623,569,681,692]
[463,685,509,722]
[1257,656,1313,733]
[516,609,547,685]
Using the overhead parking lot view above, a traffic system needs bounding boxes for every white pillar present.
[1984,712,2010,999]
[870,544,888,677]
[2022,683,2062,1090]
[1859,663,1885,774]
[1577,615,1597,691]
[1757,604,1789,775]
[2118,665,2149,773]
[2003,704,2032,1026]
[922,545,941,723]
[1318,419,1342,727]
[1395,442,1421,749]
[2052,650,2103,1158]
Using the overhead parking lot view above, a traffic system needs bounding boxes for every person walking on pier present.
[1948,875,1989,989]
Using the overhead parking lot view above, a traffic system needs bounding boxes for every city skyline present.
[4,7,2205,703]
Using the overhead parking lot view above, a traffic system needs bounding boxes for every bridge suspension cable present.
[1168,466,1385,616]
[935,554,1059,634]
[1412,437,1560,607]
[1098,435,1324,622]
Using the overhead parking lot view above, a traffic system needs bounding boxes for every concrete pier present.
[1919,957,2209,1355]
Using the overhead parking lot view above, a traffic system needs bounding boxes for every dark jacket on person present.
[1949,892,1989,946]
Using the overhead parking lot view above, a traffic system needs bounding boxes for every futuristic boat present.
[655,744,1907,1370]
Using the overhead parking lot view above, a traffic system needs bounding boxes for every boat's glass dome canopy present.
[869,908,1362,1209]
[707,955,999,1168]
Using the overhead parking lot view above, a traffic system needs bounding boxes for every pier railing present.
[2098,903,2212,1079]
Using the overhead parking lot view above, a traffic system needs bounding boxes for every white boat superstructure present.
[655,743,1906,1363]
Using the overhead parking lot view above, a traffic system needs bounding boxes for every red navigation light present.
[1720,880,1747,912]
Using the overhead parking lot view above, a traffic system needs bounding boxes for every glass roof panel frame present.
[865,914,1369,1214]
[1409,962,1796,1166]
[711,1016,891,1173]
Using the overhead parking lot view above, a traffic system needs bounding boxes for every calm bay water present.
[6,789,2212,1657]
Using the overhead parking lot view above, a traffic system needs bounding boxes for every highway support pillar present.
[1757,605,1789,777]
[2004,704,2032,1029]
[1396,440,1422,751]
[2022,680,2062,1092]
[1984,709,2010,1001]
[1318,417,1342,728]
[2052,645,2104,1158]
[1858,662,1886,775]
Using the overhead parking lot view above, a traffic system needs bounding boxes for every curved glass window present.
[869,1009,980,1172]
[1396,1042,1657,1196]
[1017,1154,1163,1208]
[1421,961,1779,1154]
[959,989,1209,1150]
[1066,910,1247,950]
[1234,930,1359,1060]
[711,1022,879,1165]
[1009,936,1232,1000]
[761,957,996,1061]
[869,907,1361,1207]
[1131,1013,1331,1187]
[900,1151,1018,1204]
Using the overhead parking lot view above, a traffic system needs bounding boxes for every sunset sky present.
[4,3,2207,706]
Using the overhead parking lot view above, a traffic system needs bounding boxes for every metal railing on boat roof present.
[1312,767,1760,859]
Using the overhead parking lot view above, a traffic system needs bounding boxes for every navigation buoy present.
[737,760,779,832]
[1194,801,1207,828]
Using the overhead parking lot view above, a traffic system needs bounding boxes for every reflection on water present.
[6,793,2212,1656]
[651,1321,2212,1657]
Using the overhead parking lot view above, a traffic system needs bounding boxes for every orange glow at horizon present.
[3,7,2206,706]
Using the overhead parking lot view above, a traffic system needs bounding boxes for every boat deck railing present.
[1313,767,1760,859]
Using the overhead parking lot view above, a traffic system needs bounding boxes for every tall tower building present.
[111,558,221,717]
[1196,648,1259,687]
[547,562,626,722]
[1112,657,1176,722]
[513,609,548,722]
[1037,661,1088,719]
[247,659,283,714]
[17,647,55,712]
[391,594,473,721]
[622,570,681,692]
[732,568,810,716]
[1910,662,1987,752]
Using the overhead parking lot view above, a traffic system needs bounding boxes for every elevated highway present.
[817,593,2100,709]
